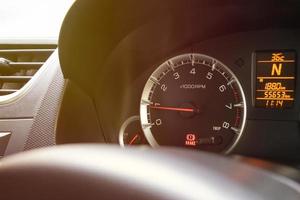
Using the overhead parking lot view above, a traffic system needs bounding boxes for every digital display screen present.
[255,50,296,108]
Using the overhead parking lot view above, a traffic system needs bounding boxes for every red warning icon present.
[185,133,196,146]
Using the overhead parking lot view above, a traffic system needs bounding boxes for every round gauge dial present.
[140,53,247,153]
[119,116,148,146]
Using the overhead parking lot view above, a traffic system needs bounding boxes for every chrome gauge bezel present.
[140,53,247,154]
[118,115,140,147]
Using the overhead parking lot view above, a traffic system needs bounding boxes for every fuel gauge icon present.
[119,116,148,147]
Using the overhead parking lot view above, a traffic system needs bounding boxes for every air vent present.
[0,47,56,96]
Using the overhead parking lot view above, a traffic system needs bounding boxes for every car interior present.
[0,0,300,199]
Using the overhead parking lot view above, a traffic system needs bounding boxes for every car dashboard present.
[0,0,299,168]
[86,29,300,164]
[1,1,300,199]
[53,0,300,167]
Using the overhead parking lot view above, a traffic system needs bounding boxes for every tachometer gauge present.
[140,53,247,153]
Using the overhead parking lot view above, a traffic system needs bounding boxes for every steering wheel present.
[0,145,299,200]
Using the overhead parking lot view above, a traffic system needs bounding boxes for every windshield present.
[0,0,74,43]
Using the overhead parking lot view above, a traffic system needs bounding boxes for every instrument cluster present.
[57,0,300,164]
[113,30,300,161]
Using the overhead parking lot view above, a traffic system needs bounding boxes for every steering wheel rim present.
[0,144,299,200]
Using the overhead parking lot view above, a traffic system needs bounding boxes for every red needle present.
[150,105,194,112]
[129,134,139,145]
